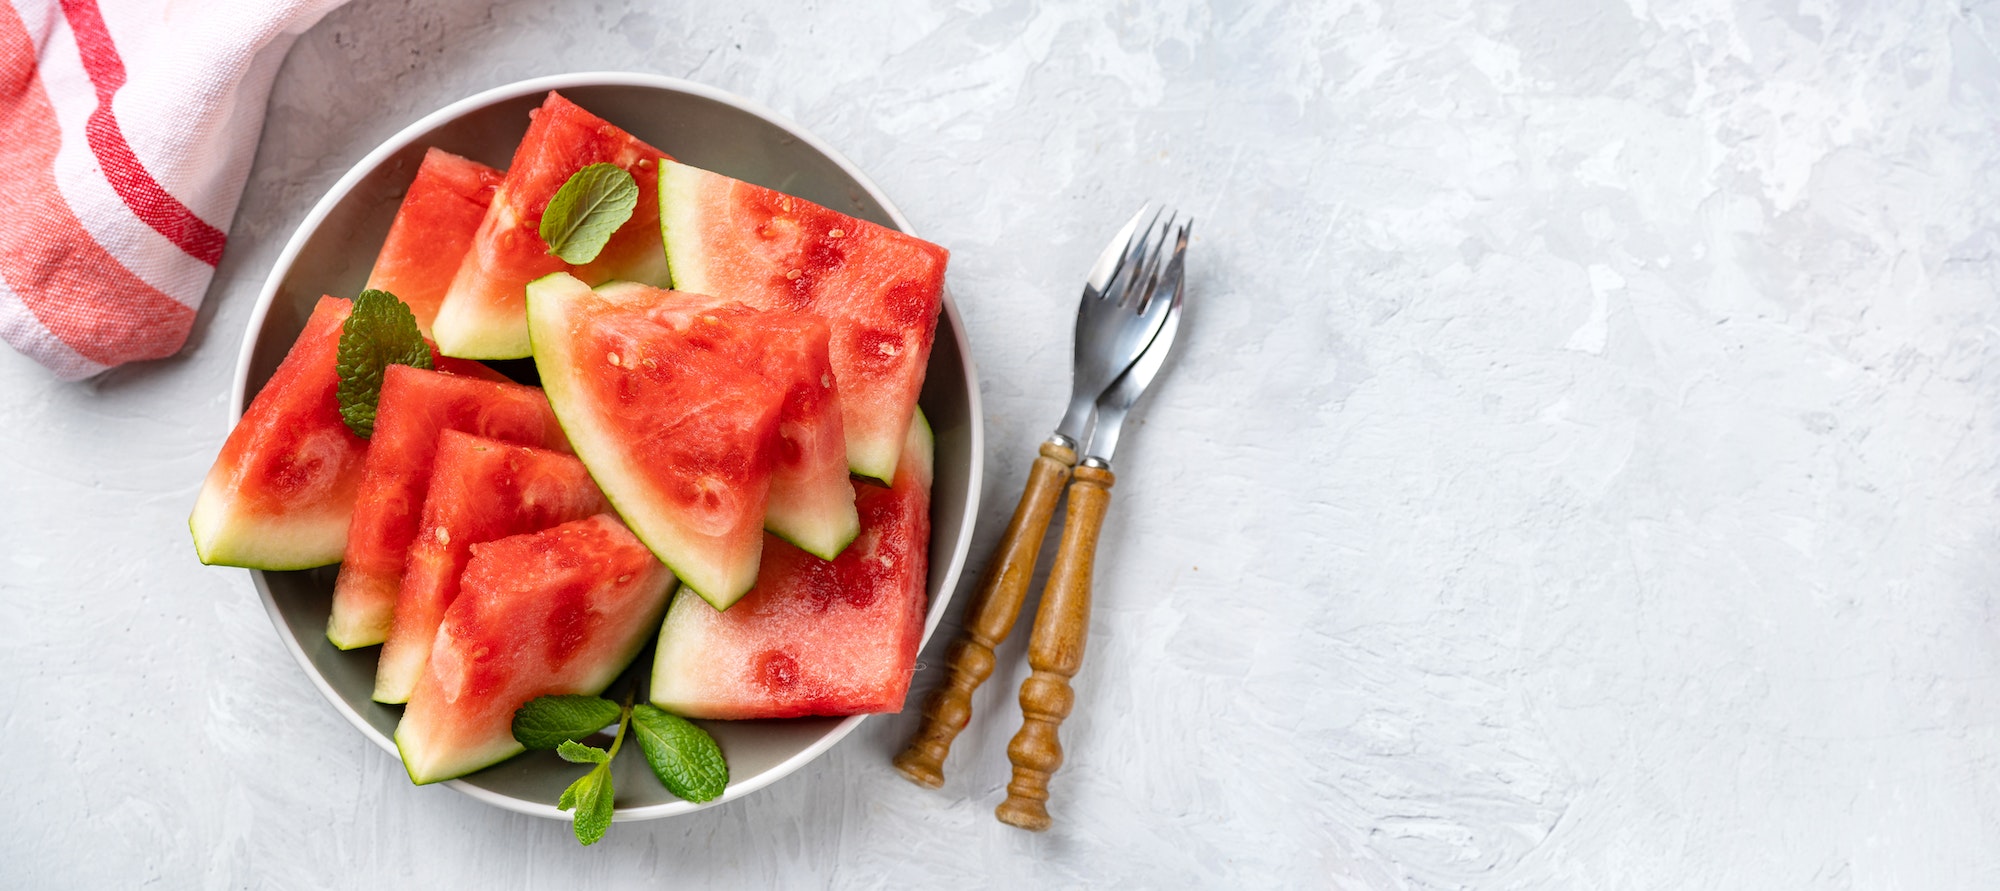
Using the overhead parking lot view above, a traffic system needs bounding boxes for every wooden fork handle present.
[995,462,1114,831]
[893,438,1077,789]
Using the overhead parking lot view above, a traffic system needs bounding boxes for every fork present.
[995,220,1189,830]
[893,206,1183,788]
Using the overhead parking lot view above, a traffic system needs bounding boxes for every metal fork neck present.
[1053,395,1095,447]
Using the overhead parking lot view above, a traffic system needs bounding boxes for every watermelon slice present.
[189,296,367,569]
[658,159,948,482]
[394,514,676,784]
[592,279,859,560]
[190,295,506,570]
[372,431,610,704]
[363,147,504,336]
[326,365,572,650]
[431,91,673,359]
[526,272,793,608]
[651,412,933,718]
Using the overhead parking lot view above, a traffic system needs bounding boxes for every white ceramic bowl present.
[234,73,983,821]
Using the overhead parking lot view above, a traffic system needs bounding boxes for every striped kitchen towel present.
[0,0,346,380]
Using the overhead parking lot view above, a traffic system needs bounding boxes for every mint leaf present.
[539,163,639,264]
[631,704,728,803]
[557,739,609,765]
[548,693,633,847]
[557,763,615,846]
[513,694,622,750]
[335,289,431,438]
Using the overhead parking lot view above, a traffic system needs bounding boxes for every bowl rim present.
[232,71,984,822]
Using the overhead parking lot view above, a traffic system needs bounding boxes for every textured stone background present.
[5,0,2000,887]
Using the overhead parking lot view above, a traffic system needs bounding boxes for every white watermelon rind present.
[325,574,398,651]
[763,469,860,562]
[650,410,932,717]
[839,415,908,488]
[655,160,715,302]
[188,479,349,570]
[526,273,767,608]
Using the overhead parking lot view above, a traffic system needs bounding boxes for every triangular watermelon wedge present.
[190,296,368,570]
[326,365,572,650]
[364,147,504,337]
[591,279,859,561]
[431,91,673,359]
[190,296,509,571]
[527,272,806,608]
[651,412,933,718]
[395,514,676,785]
[372,431,610,704]
[657,159,948,482]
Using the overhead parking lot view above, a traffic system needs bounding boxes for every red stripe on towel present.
[58,0,227,266]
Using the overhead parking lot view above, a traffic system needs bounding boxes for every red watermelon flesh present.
[190,295,366,570]
[364,147,504,336]
[394,514,676,785]
[658,159,947,483]
[431,354,512,384]
[592,280,859,561]
[650,412,932,719]
[431,91,674,360]
[372,431,610,704]
[326,365,572,649]
[526,274,792,609]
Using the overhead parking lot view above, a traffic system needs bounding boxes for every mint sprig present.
[552,712,624,846]
[539,163,639,265]
[335,289,431,438]
[513,692,730,846]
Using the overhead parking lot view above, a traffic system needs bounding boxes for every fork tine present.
[1128,218,1188,341]
[1103,207,1167,304]
[1159,218,1190,302]
[1084,203,1152,295]
[1125,211,1179,309]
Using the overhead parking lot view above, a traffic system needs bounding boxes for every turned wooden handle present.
[995,462,1115,831]
[893,439,1077,789]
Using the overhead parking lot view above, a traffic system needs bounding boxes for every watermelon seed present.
[829,228,845,239]
[607,352,622,367]
[786,269,802,281]
[436,527,450,545]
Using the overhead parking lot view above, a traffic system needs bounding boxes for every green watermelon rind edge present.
[525,272,764,609]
